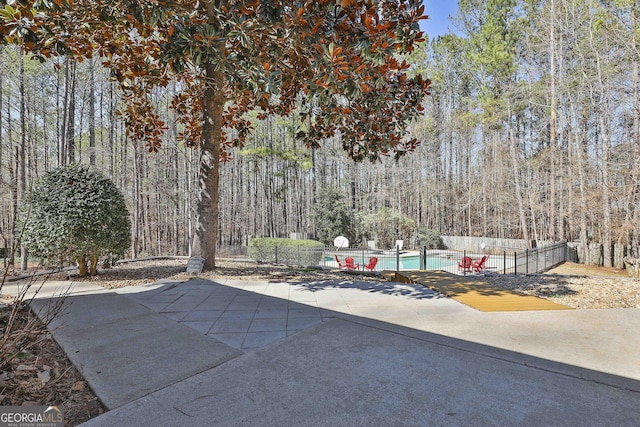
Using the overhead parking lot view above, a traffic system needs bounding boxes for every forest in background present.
[1,0,639,268]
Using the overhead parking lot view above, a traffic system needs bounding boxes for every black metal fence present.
[507,242,574,275]
[251,242,574,275]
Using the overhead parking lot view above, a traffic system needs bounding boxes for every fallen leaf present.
[37,370,51,385]
[71,381,85,391]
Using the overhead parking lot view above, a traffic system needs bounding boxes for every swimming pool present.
[326,253,455,271]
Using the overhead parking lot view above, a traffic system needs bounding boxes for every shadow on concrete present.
[289,278,447,300]
[30,278,640,426]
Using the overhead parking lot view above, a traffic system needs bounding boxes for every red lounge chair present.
[458,256,473,272]
[345,257,360,270]
[364,257,378,271]
[472,255,488,272]
[334,254,347,269]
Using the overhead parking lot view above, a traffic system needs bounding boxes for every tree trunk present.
[89,254,98,276]
[66,59,76,165]
[507,116,531,247]
[630,2,640,257]
[19,50,28,271]
[88,58,96,166]
[600,113,612,267]
[7,90,16,268]
[60,58,76,166]
[548,0,558,241]
[578,103,589,263]
[0,70,3,182]
[191,62,223,270]
[77,256,88,277]
[131,142,141,259]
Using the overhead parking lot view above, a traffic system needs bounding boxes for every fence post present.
[420,246,426,270]
[503,251,506,274]
[396,244,400,272]
[275,245,278,264]
[525,249,529,274]
[298,245,301,266]
[362,248,365,271]
[463,250,467,276]
[513,252,517,275]
[323,246,326,269]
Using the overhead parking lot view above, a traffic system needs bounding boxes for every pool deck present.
[4,274,639,425]
[3,276,640,427]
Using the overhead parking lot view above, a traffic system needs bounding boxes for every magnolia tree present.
[22,165,131,276]
[2,0,431,270]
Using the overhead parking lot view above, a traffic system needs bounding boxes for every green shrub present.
[312,188,359,246]
[22,164,131,276]
[362,207,415,249]
[416,228,446,250]
[248,238,324,266]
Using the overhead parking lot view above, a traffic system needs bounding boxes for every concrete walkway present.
[5,275,640,425]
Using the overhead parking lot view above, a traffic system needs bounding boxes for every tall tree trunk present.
[592,12,612,267]
[9,104,17,268]
[600,113,612,267]
[549,0,559,241]
[507,109,531,247]
[58,59,65,166]
[578,104,589,263]
[88,58,96,166]
[60,58,76,166]
[631,1,640,256]
[0,70,3,186]
[66,59,76,165]
[131,142,141,259]
[108,83,115,178]
[192,62,223,270]
[19,51,28,271]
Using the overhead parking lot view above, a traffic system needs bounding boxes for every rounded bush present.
[22,164,131,275]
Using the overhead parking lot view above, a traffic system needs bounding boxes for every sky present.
[420,1,459,38]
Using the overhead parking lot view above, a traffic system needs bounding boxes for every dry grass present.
[545,262,629,278]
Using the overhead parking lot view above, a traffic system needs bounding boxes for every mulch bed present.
[0,300,104,426]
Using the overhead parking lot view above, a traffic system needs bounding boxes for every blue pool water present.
[326,254,454,271]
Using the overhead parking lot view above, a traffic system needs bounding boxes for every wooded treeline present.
[1,0,639,267]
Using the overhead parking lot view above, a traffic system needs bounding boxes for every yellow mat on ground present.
[388,271,573,312]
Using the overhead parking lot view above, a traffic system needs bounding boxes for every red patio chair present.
[334,254,347,269]
[364,257,378,271]
[458,256,473,272]
[344,257,360,270]
[471,255,489,272]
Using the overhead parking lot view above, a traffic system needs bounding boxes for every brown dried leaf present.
[71,381,85,391]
